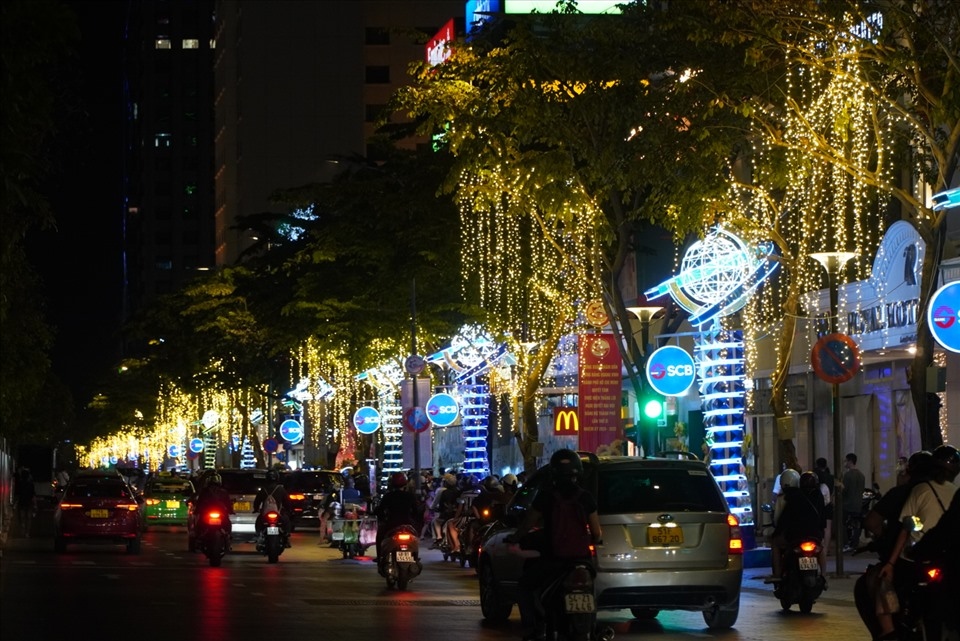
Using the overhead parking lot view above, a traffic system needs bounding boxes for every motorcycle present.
[540,559,613,641]
[894,515,954,641]
[197,508,230,567]
[462,504,504,569]
[773,538,826,613]
[378,524,423,590]
[330,501,370,559]
[256,510,288,563]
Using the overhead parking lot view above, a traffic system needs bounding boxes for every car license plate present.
[234,501,251,512]
[647,525,684,546]
[88,509,110,518]
[799,556,819,571]
[165,500,180,508]
[267,526,280,535]
[396,551,414,563]
[564,593,596,613]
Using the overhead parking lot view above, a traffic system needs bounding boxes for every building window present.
[365,27,389,45]
[209,38,216,49]
[154,133,172,148]
[365,65,390,84]
[155,38,172,49]
[182,39,199,49]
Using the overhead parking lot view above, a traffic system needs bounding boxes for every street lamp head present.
[626,306,664,322]
[809,251,858,273]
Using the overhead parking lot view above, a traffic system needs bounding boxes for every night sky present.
[28,1,126,407]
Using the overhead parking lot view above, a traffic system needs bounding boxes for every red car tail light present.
[117,503,139,512]
[727,514,743,554]
[288,493,306,501]
[58,503,84,510]
[145,498,161,506]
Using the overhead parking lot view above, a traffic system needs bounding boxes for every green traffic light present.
[643,398,663,419]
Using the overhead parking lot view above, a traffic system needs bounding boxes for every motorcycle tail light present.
[562,565,594,591]
[799,541,818,554]
[395,532,413,542]
[265,511,279,522]
[206,511,222,525]
[926,567,943,582]
[588,544,597,558]
[482,508,490,518]
[727,514,743,554]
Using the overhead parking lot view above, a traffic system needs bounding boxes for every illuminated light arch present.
[646,226,780,527]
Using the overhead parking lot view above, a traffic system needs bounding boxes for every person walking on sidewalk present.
[839,452,866,552]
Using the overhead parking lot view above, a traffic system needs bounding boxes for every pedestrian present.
[839,452,866,552]
[13,466,36,538]
[813,457,834,557]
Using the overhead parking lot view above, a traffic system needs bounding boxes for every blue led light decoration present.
[696,329,751,524]
[457,383,491,480]
[379,394,404,483]
[645,226,780,528]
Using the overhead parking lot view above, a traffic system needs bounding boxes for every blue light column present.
[380,394,403,483]
[459,382,491,481]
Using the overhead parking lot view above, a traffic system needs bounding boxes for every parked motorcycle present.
[256,510,288,563]
[773,538,826,613]
[197,508,230,567]
[378,524,423,590]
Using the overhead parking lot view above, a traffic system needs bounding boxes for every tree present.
[394,3,760,469]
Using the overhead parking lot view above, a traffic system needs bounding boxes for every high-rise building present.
[122,0,217,321]
[212,1,463,267]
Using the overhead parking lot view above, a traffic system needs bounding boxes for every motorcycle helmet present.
[390,472,408,489]
[442,473,457,488]
[501,473,518,491]
[779,468,801,490]
[799,471,819,490]
[932,444,959,478]
[482,476,503,493]
[266,469,279,482]
[550,449,583,478]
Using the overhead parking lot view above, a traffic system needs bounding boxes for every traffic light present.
[642,396,664,421]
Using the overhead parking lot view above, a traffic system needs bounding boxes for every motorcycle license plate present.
[396,551,414,563]
[267,526,280,535]
[564,593,596,613]
[647,525,683,546]
[798,557,819,571]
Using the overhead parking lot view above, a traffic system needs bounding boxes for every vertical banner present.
[578,333,623,453]
[400,377,433,470]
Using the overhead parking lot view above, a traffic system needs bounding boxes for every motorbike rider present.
[194,473,234,548]
[374,472,421,561]
[431,473,460,548]
[253,469,292,545]
[507,449,602,641]
[501,473,519,502]
[770,468,827,579]
[875,445,959,641]
[446,475,481,554]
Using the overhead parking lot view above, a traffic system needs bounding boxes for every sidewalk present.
[742,547,875,606]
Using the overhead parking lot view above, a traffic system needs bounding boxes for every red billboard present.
[577,333,622,453]
[426,18,456,66]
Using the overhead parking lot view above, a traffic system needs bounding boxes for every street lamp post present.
[627,304,664,456]
[810,251,857,578]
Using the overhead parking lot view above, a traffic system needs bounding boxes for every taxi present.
[142,475,194,527]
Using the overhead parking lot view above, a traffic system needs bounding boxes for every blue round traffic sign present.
[353,406,382,435]
[167,444,181,458]
[426,393,459,426]
[263,437,279,454]
[928,282,960,353]
[279,418,303,443]
[189,438,204,453]
[645,346,696,396]
[811,333,860,384]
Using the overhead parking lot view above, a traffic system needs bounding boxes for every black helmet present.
[266,469,279,482]
[906,450,934,480]
[932,445,959,476]
[550,449,583,478]
[799,471,819,489]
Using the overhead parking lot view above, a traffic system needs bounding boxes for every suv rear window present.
[67,481,134,500]
[218,471,267,495]
[288,472,341,493]
[596,467,727,514]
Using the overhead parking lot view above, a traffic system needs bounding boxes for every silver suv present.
[477,454,743,629]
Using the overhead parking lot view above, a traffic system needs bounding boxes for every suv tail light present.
[727,514,743,554]
[288,493,306,501]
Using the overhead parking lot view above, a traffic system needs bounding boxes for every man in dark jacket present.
[374,472,421,560]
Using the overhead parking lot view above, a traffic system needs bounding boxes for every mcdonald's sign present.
[554,408,579,435]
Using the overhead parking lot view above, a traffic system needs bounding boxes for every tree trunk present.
[909,225,945,449]
[519,322,567,474]
[770,289,801,473]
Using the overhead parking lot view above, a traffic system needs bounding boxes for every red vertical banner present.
[577,333,623,453]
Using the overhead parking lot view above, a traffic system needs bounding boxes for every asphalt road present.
[0,516,875,641]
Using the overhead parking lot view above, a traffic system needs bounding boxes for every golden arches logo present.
[554,408,579,434]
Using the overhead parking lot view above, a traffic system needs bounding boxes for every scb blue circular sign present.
[189,438,204,453]
[353,406,382,435]
[645,345,696,396]
[928,282,960,354]
[426,393,459,426]
[167,444,181,458]
[279,418,303,444]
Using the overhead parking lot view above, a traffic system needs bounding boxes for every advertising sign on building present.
[577,333,622,452]
[426,18,456,66]
[553,407,579,435]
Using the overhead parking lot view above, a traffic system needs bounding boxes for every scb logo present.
[646,346,696,396]
[428,405,458,415]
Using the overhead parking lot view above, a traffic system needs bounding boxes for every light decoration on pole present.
[357,359,406,485]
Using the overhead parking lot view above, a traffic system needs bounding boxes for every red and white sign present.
[426,18,456,66]
[577,333,622,453]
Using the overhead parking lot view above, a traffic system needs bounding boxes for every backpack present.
[261,487,280,515]
[549,488,592,559]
